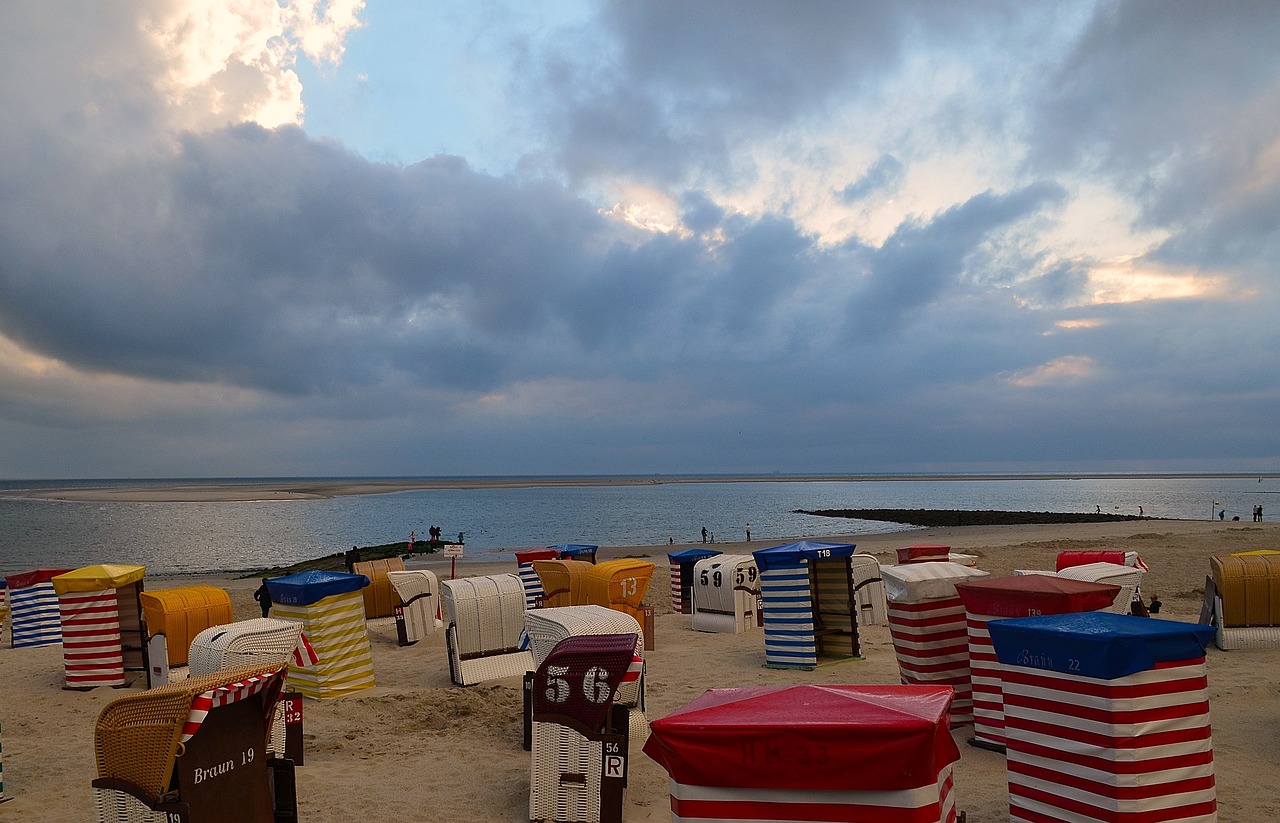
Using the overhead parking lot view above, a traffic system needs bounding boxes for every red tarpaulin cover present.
[515,548,560,564]
[954,575,1120,618]
[643,684,959,792]
[1056,550,1126,571]
[4,569,73,590]
[896,543,952,564]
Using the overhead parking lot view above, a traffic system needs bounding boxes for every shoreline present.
[4,471,1278,502]
[4,517,1278,822]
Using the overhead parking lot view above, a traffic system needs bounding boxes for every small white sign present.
[603,754,625,779]
[443,544,464,558]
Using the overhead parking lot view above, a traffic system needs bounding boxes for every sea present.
[0,475,1275,576]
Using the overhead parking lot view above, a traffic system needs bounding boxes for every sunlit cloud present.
[1047,318,1106,334]
[1086,257,1227,305]
[1006,355,1096,388]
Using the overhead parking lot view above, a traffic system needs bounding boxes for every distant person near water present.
[746,522,752,541]
[701,526,708,543]
[1219,508,1226,521]
[254,578,272,618]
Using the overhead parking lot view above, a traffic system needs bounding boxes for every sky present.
[1,1,1278,479]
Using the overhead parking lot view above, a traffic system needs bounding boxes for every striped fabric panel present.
[273,591,375,699]
[669,764,957,823]
[888,597,973,725]
[670,565,683,613]
[181,669,286,742]
[760,568,817,668]
[517,562,545,610]
[59,589,124,687]
[1005,657,1217,822]
[10,582,63,648]
[965,613,1006,745]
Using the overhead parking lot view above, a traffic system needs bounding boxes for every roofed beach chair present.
[1056,561,1144,614]
[851,553,888,626]
[690,554,760,633]
[386,569,442,645]
[441,573,533,686]
[1209,553,1280,650]
[528,633,637,823]
[92,662,296,823]
[351,557,405,619]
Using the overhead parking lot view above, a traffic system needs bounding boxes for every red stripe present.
[1010,758,1216,799]
[672,796,942,823]
[1002,668,1208,699]
[1006,716,1212,750]
[1011,780,1217,822]
[1006,694,1210,725]
[1009,739,1214,775]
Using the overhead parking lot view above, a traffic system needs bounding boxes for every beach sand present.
[2,519,1277,821]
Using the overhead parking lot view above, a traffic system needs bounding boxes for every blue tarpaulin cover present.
[551,544,598,558]
[988,611,1216,681]
[667,548,721,564]
[752,541,856,572]
[267,570,370,606]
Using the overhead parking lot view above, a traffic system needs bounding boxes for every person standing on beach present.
[746,523,752,541]
[254,578,272,618]
[701,526,708,543]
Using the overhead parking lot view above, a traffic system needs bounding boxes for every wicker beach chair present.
[1056,561,1143,614]
[386,569,441,645]
[529,634,637,823]
[351,557,405,619]
[690,554,760,634]
[1210,553,1280,650]
[850,553,888,627]
[441,573,533,686]
[92,662,295,823]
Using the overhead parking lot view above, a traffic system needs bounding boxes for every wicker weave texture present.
[93,662,283,803]
[386,570,440,642]
[530,722,604,823]
[138,586,233,667]
[352,558,405,619]
[446,622,534,686]
[1215,597,1280,649]
[187,618,301,677]
[851,554,888,627]
[442,574,526,656]
[93,787,173,823]
[690,555,759,634]
[1056,562,1142,615]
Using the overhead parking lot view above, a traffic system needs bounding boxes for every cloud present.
[839,154,905,204]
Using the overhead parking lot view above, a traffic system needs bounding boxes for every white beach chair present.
[850,553,888,626]
[386,569,441,645]
[441,573,533,686]
[1056,562,1143,614]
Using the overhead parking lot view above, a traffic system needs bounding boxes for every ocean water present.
[0,475,1275,576]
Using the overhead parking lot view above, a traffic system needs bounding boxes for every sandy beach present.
[2,518,1277,821]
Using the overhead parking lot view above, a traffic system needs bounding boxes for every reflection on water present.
[0,476,1272,575]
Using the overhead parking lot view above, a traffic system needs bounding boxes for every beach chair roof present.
[954,575,1120,617]
[51,564,145,594]
[515,548,561,563]
[881,561,990,602]
[667,548,721,563]
[267,569,369,606]
[988,612,1215,680]
[752,541,856,572]
[4,568,73,590]
[644,684,958,792]
[551,543,598,557]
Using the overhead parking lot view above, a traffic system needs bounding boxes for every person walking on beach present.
[254,578,272,618]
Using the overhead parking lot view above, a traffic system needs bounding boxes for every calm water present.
[1,475,1275,576]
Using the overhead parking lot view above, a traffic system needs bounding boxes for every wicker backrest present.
[94,661,284,803]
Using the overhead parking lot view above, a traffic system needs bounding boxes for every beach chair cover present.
[955,576,1123,749]
[690,554,759,633]
[515,549,560,609]
[139,586,233,667]
[552,544,599,564]
[529,634,636,823]
[666,548,720,614]
[441,573,533,686]
[644,685,960,823]
[989,613,1217,823]
[583,559,654,627]
[53,565,148,689]
[266,571,374,699]
[351,557,405,619]
[1057,550,1148,572]
[882,563,990,726]
[532,560,595,608]
[525,605,644,707]
[386,569,441,644]
[5,568,72,648]
[753,542,860,669]
[1056,561,1143,614]
[897,544,952,564]
[93,662,286,810]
